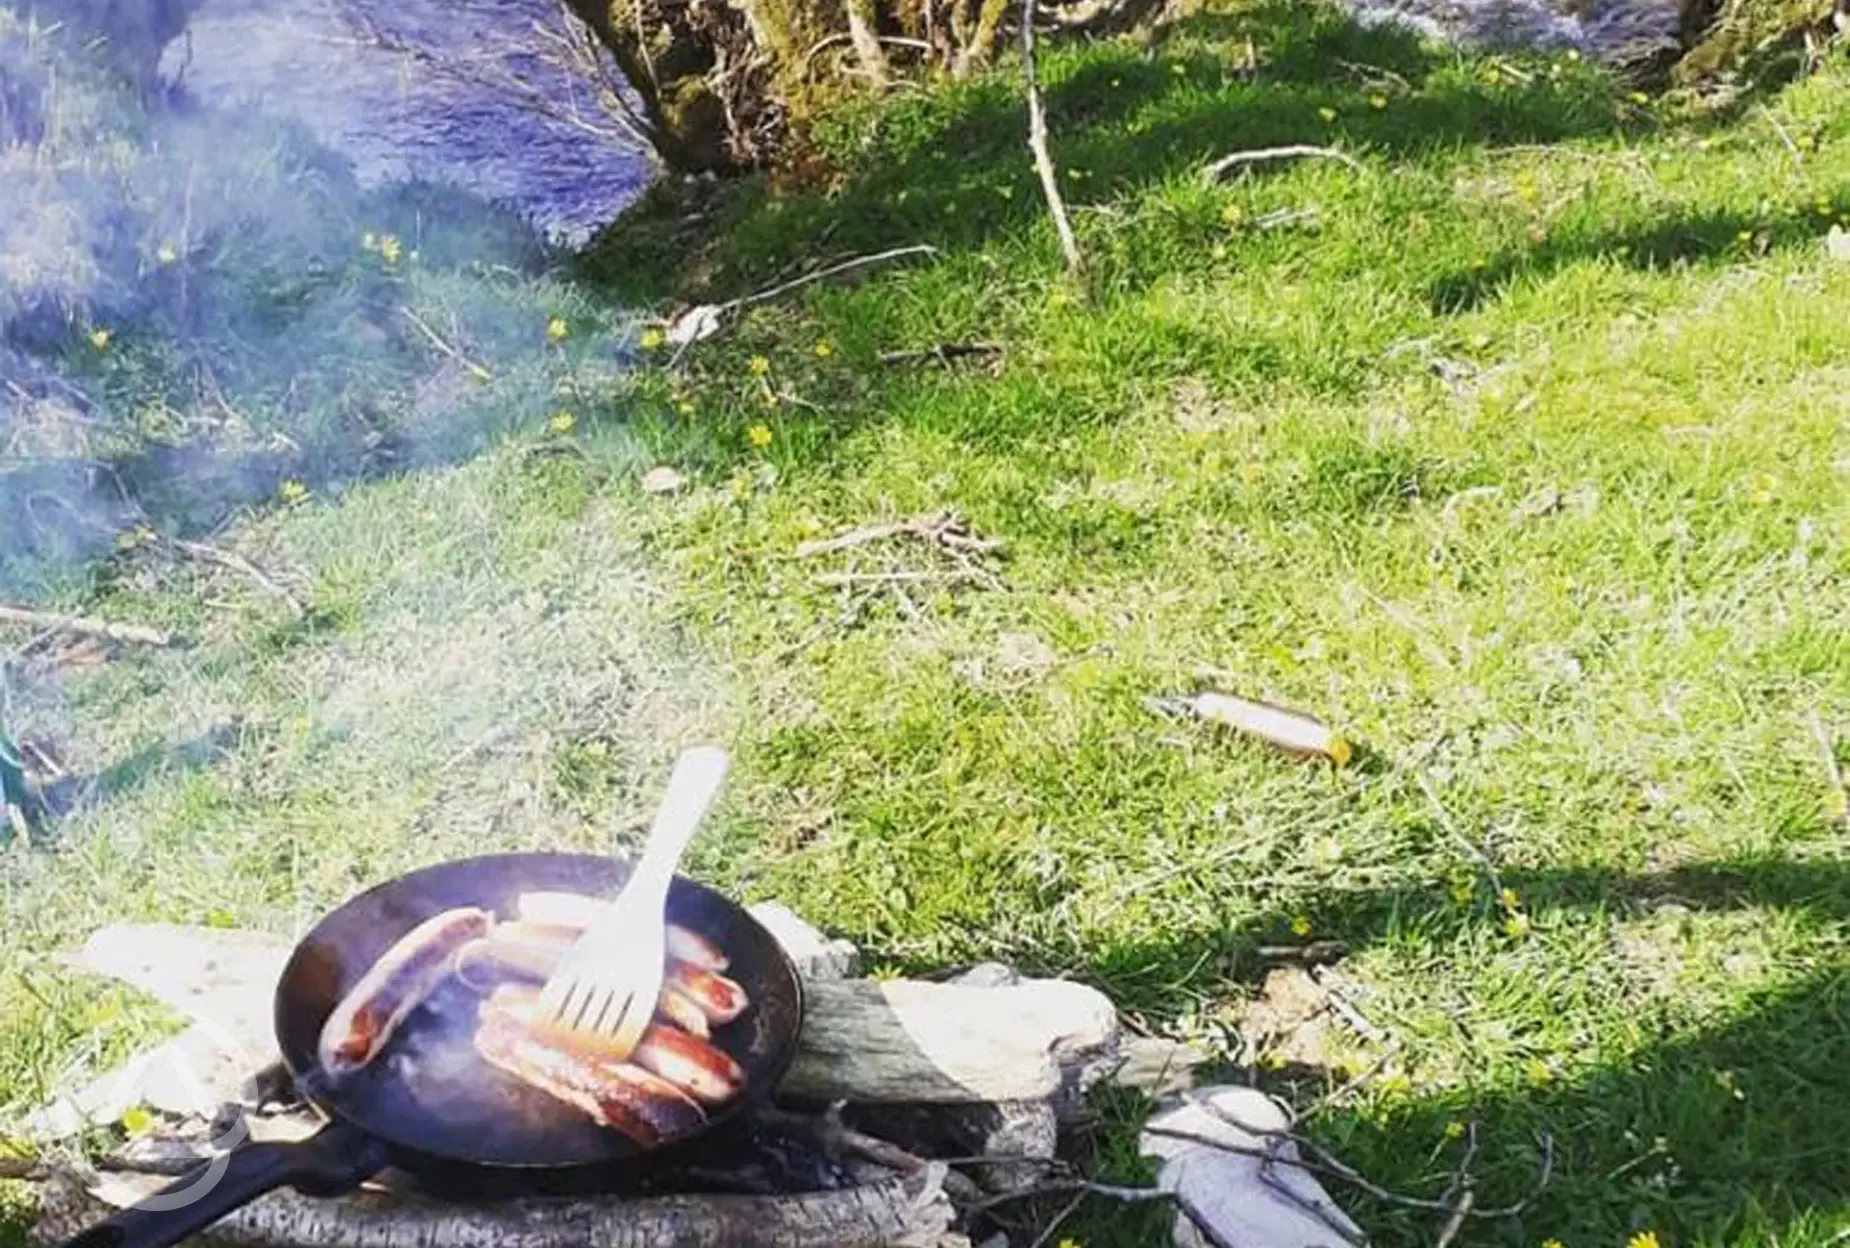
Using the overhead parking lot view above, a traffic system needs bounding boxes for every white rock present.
[747,901,860,979]
[1140,1085,1362,1248]
[641,465,686,494]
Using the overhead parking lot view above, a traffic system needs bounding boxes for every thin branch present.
[1757,104,1804,162]
[732,245,941,312]
[1415,773,1504,897]
[1143,1109,1555,1221]
[813,569,987,587]
[795,511,1003,559]
[665,246,940,365]
[1808,710,1847,828]
[1025,1188,1089,1248]
[1434,1187,1476,1248]
[968,1178,1177,1215]
[401,308,493,381]
[1022,0,1084,277]
[0,606,174,648]
[803,31,934,72]
[168,540,304,618]
[1202,144,1362,183]
[878,341,1005,367]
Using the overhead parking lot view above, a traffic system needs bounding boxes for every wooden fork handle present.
[627,745,730,900]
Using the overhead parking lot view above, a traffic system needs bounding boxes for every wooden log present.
[781,978,1118,1105]
[28,1164,954,1248]
[44,925,1115,1132]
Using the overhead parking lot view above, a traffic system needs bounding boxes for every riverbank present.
[6,2,1850,1244]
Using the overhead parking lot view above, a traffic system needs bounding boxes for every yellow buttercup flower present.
[1748,473,1778,505]
[549,410,577,434]
[1369,93,1388,110]
[1627,1233,1661,1248]
[1499,886,1521,911]
[88,327,112,350]
[377,235,402,264]
[547,317,569,342]
[675,400,696,417]
[814,341,833,358]
[1289,915,1312,937]
[278,479,309,505]
[1445,1120,1467,1141]
[1524,1058,1551,1086]
[1318,106,1338,123]
[748,355,771,376]
[1541,1239,1566,1248]
[1504,912,1533,938]
[119,1105,154,1135]
[639,327,666,351]
[747,423,773,449]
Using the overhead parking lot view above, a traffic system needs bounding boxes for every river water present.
[167,0,653,243]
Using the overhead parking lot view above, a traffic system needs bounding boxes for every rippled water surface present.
[170,0,652,242]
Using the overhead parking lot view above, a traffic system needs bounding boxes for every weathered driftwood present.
[781,977,1118,1105]
[28,1165,955,1248]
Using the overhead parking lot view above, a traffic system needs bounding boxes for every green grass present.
[8,2,1850,1245]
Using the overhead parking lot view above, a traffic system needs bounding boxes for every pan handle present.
[59,1121,390,1248]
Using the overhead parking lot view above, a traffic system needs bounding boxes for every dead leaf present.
[1155,691,1352,765]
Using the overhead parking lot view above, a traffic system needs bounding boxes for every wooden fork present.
[536,745,731,1056]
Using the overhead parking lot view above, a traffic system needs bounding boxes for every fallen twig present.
[878,342,1004,367]
[401,308,493,382]
[1433,1123,1479,1248]
[1758,104,1804,162]
[1145,1115,1554,1219]
[795,511,1004,559]
[1022,0,1084,277]
[0,606,174,648]
[169,540,304,618]
[1416,773,1504,897]
[813,570,987,587]
[1201,144,1362,183]
[664,246,940,364]
[1256,940,1349,964]
[1808,710,1847,827]
[0,1155,49,1181]
[1310,967,1388,1044]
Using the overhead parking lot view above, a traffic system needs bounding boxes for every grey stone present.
[1140,1085,1361,1248]
[748,901,861,979]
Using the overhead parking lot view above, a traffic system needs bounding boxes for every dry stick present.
[1433,1123,1480,1248]
[795,512,1004,559]
[0,606,174,648]
[1021,0,1084,277]
[813,569,987,587]
[1144,1115,1555,1220]
[1807,709,1847,827]
[1025,1187,1090,1248]
[400,308,492,380]
[169,540,304,619]
[1201,144,1362,183]
[1757,104,1804,162]
[666,246,940,366]
[1416,772,1504,897]
[878,341,1005,366]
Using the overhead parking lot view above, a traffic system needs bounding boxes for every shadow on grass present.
[1071,855,1850,1245]
[1432,195,1850,310]
[579,0,1643,301]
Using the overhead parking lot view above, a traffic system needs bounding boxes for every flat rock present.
[1139,1085,1361,1248]
[748,901,860,979]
